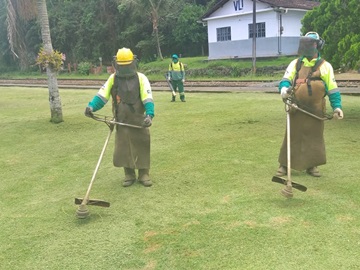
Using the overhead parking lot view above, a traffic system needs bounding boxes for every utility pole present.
[252,0,256,74]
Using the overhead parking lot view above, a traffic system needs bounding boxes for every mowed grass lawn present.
[1,86,360,270]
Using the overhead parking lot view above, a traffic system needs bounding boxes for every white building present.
[201,0,320,60]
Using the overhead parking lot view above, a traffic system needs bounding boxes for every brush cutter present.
[75,114,143,219]
[272,101,307,198]
[164,73,176,97]
[75,123,113,219]
[272,93,334,196]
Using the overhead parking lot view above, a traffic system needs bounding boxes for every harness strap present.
[306,58,324,96]
[294,57,324,96]
[293,56,304,87]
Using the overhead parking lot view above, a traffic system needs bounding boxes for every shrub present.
[77,62,92,75]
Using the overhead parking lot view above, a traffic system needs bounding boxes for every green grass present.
[141,55,292,69]
[1,87,360,269]
[140,56,291,80]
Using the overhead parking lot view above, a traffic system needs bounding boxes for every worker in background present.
[167,54,186,102]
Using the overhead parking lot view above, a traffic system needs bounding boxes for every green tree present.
[172,3,207,56]
[302,0,360,70]
[48,0,120,64]
[118,0,182,60]
[1,0,213,69]
[339,34,360,71]
[117,1,157,61]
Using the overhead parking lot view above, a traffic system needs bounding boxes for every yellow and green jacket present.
[88,72,154,117]
[279,56,342,110]
[168,61,185,81]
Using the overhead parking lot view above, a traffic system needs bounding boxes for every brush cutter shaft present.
[271,100,308,195]
[108,120,142,129]
[80,128,113,206]
[91,114,143,129]
[286,105,292,188]
[285,100,332,121]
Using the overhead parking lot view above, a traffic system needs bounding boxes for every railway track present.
[0,78,359,88]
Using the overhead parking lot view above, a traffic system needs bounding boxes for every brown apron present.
[111,75,150,169]
[278,63,326,170]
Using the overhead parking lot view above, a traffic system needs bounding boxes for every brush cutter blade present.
[75,198,110,207]
[271,176,307,192]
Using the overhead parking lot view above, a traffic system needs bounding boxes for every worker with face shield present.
[276,32,343,178]
[85,47,155,187]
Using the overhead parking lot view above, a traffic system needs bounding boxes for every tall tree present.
[48,0,120,64]
[6,0,63,122]
[36,0,63,123]
[118,0,180,60]
[148,0,164,59]
[172,3,208,56]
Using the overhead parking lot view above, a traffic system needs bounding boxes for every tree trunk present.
[154,27,163,60]
[37,0,63,123]
[151,9,163,60]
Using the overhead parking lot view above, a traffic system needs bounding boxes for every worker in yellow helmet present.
[85,47,155,187]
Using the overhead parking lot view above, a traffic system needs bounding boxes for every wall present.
[204,0,309,59]
[207,37,300,59]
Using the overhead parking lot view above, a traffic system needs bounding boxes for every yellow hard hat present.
[116,47,134,65]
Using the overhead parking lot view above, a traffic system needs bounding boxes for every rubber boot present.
[138,169,152,187]
[171,95,175,102]
[276,166,287,177]
[180,93,186,102]
[306,167,321,177]
[123,167,136,187]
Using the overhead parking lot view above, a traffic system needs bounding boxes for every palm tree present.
[6,0,63,123]
[119,0,176,60]
[36,0,63,123]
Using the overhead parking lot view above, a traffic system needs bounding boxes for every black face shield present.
[114,60,137,78]
[298,37,318,58]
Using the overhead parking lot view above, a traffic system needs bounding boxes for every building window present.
[248,22,266,38]
[217,27,231,41]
